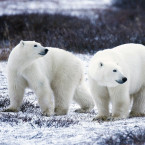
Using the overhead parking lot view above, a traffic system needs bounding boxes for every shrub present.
[0,9,145,60]
[112,0,145,9]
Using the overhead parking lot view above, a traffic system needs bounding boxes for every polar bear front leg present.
[93,95,110,121]
[109,87,130,121]
[4,83,25,112]
[130,88,145,117]
[33,80,55,117]
[89,79,110,121]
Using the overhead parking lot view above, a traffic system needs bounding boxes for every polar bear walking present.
[88,43,145,121]
[6,40,94,116]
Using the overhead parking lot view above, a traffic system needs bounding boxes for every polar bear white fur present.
[88,43,145,121]
[6,40,94,116]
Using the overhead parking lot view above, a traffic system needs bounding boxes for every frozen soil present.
[0,54,145,145]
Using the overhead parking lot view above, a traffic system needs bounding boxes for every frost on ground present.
[0,54,145,145]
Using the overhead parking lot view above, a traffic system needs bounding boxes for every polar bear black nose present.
[44,49,48,54]
[122,77,127,83]
[39,49,48,55]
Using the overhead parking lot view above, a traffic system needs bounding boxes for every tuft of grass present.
[0,98,10,108]
[34,118,79,128]
[20,101,39,113]
[0,113,32,125]
[105,127,145,145]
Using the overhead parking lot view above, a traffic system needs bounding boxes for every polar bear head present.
[8,40,49,72]
[89,60,127,87]
[18,40,48,59]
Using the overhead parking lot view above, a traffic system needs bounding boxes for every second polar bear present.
[88,43,145,121]
[6,40,94,116]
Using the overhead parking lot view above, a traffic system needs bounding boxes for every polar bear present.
[88,43,145,121]
[5,40,94,116]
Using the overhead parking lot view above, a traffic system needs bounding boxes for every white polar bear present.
[6,40,94,116]
[88,43,145,121]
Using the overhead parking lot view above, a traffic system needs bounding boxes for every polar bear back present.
[38,47,83,83]
[113,44,145,94]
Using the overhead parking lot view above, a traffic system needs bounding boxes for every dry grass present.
[105,127,145,145]
[0,9,145,60]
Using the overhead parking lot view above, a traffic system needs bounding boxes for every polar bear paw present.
[75,107,92,113]
[2,107,18,112]
[130,111,145,118]
[55,108,68,116]
[107,114,127,121]
[92,115,108,122]
[42,109,53,117]
[107,116,124,121]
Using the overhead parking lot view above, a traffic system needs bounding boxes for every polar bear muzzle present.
[116,77,127,84]
[39,49,48,55]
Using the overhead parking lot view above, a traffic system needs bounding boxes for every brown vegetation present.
[0,8,145,60]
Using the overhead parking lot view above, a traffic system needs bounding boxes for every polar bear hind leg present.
[52,77,77,116]
[73,81,94,113]
[130,87,145,117]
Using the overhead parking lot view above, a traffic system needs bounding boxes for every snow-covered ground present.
[0,0,111,17]
[0,54,145,144]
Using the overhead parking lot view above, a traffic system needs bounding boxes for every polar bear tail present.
[73,78,94,113]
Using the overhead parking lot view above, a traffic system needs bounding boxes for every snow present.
[0,54,145,144]
[0,0,111,17]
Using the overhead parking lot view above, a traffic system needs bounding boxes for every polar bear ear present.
[100,62,103,67]
[20,40,24,46]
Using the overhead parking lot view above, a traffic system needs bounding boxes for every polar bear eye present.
[113,69,117,72]
[100,62,103,67]
[34,45,37,47]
